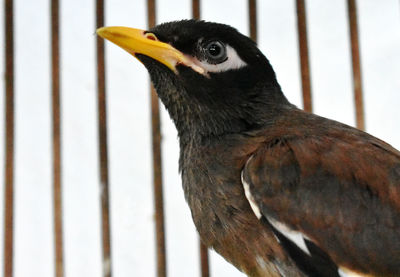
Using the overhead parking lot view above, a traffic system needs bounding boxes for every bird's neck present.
[166,84,294,146]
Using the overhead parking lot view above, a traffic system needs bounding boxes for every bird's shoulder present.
[246,109,400,202]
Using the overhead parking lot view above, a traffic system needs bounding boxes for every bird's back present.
[243,108,400,276]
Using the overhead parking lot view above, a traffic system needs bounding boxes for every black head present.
[98,20,292,142]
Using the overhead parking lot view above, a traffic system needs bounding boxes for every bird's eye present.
[205,41,227,63]
[195,40,247,73]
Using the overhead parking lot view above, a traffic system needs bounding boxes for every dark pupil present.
[208,43,221,57]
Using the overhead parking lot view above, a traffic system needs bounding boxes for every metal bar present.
[192,2,210,276]
[296,0,313,112]
[96,0,112,276]
[4,0,14,276]
[147,1,167,277]
[248,0,257,42]
[51,0,64,276]
[347,0,365,130]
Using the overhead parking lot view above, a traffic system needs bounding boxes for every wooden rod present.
[296,0,313,112]
[248,0,257,42]
[347,0,365,130]
[199,240,210,277]
[4,0,14,275]
[51,0,64,276]
[192,0,200,20]
[96,0,112,276]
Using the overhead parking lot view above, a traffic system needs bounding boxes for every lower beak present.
[96,26,204,74]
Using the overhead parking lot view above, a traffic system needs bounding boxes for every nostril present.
[144,32,158,41]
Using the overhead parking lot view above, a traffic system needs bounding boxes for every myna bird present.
[97,20,400,277]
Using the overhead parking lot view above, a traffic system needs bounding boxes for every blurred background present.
[0,0,399,276]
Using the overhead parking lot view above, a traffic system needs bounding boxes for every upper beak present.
[96,26,204,74]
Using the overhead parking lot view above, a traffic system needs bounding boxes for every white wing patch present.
[241,170,262,219]
[242,156,312,258]
[338,268,370,277]
[188,45,247,75]
[241,156,312,257]
[267,216,311,256]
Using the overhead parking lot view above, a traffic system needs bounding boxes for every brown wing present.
[242,127,400,277]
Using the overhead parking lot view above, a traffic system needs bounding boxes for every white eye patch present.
[186,45,247,75]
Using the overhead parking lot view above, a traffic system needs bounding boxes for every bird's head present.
[97,20,291,142]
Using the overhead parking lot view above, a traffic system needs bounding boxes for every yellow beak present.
[96,26,204,74]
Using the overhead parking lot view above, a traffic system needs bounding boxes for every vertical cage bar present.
[147,1,167,277]
[296,0,313,112]
[248,0,257,42]
[347,0,365,130]
[96,0,112,276]
[192,1,210,277]
[3,0,14,276]
[51,0,64,276]
[199,243,209,277]
[192,0,200,20]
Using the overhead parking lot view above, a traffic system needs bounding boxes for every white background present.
[0,0,399,276]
